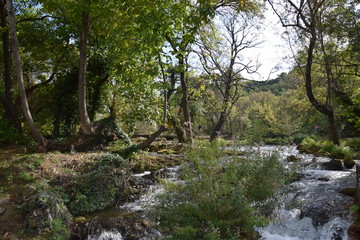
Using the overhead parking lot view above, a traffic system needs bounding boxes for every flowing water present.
[83,146,357,240]
[81,161,181,240]
[249,145,356,240]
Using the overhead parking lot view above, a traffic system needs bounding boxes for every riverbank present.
[0,141,185,239]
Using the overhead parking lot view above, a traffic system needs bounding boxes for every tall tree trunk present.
[6,0,46,147]
[210,111,227,141]
[0,0,21,132]
[305,31,339,145]
[78,2,94,135]
[178,55,193,144]
[168,117,185,143]
[210,85,230,141]
[328,114,340,145]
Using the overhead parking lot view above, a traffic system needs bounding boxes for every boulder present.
[343,158,355,169]
[286,155,301,162]
[300,197,346,227]
[339,188,356,197]
[25,192,72,236]
[74,216,161,240]
[323,159,343,171]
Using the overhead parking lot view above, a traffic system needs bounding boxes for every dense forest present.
[0,0,360,239]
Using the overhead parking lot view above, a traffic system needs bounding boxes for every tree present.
[5,0,47,147]
[197,9,261,141]
[163,0,259,143]
[78,0,94,135]
[0,0,21,133]
[268,0,343,144]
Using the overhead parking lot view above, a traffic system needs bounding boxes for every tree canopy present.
[0,0,359,147]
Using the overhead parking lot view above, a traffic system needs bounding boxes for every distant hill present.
[244,72,298,96]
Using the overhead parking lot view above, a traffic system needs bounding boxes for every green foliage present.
[66,154,131,215]
[350,205,359,215]
[297,136,322,154]
[343,137,360,152]
[152,141,288,239]
[298,137,355,159]
[0,115,24,145]
[35,217,70,240]
[19,171,36,184]
[319,142,354,159]
[25,191,72,240]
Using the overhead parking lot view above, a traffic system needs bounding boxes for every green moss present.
[25,192,72,240]
[344,158,356,169]
[66,154,131,215]
[19,171,36,183]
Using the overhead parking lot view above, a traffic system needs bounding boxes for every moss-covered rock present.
[66,154,131,215]
[339,188,356,197]
[323,159,343,171]
[25,191,72,239]
[286,155,301,162]
[344,158,356,169]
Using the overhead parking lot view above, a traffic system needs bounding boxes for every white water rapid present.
[85,147,357,240]
[249,145,356,240]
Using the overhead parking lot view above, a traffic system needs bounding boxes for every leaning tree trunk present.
[0,0,21,133]
[210,86,230,141]
[78,1,94,135]
[6,0,46,147]
[135,125,168,150]
[304,31,340,145]
[210,111,227,141]
[178,55,193,144]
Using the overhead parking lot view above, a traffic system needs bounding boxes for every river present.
[82,145,357,240]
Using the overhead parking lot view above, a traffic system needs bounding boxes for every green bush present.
[319,141,354,159]
[297,136,322,154]
[66,154,131,215]
[298,137,355,159]
[0,117,23,145]
[152,142,288,240]
[344,138,360,152]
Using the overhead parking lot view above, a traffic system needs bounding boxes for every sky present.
[241,8,294,81]
[189,7,295,82]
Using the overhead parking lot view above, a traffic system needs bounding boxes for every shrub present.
[320,142,354,159]
[297,136,322,154]
[66,154,131,215]
[344,138,360,152]
[298,137,355,159]
[25,192,72,240]
[152,142,288,240]
[0,118,24,145]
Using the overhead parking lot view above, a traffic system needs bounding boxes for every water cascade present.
[80,147,356,240]
[251,146,356,240]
